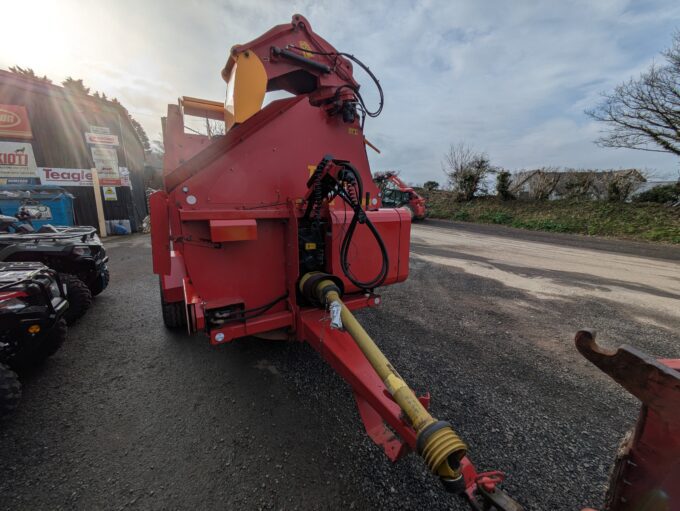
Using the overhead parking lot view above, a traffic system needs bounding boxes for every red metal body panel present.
[160,251,187,303]
[160,95,403,321]
[328,209,410,293]
[221,15,359,104]
[149,191,171,276]
[163,103,218,181]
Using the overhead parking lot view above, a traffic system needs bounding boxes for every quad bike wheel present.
[61,274,93,325]
[10,319,68,368]
[32,319,67,363]
[160,280,186,330]
[88,266,110,296]
[0,362,21,418]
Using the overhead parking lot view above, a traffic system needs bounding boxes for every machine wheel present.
[11,319,67,368]
[88,266,110,296]
[0,362,21,418]
[160,281,186,330]
[32,319,67,363]
[62,274,93,325]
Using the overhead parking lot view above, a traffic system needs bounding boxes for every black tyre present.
[88,266,110,296]
[11,319,67,368]
[160,281,186,329]
[33,319,67,362]
[0,363,21,418]
[62,274,93,325]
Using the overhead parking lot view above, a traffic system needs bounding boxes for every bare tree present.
[601,170,646,202]
[562,171,597,199]
[527,168,562,200]
[586,32,680,156]
[442,143,493,201]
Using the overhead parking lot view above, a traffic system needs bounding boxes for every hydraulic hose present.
[335,163,389,291]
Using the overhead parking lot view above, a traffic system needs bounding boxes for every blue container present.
[0,185,75,228]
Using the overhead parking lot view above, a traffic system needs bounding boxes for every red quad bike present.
[150,15,678,510]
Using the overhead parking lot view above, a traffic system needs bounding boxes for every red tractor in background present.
[150,15,679,511]
[374,170,427,220]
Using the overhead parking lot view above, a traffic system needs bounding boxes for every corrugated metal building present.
[0,69,148,231]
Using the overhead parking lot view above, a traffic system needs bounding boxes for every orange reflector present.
[209,219,258,242]
[28,324,41,334]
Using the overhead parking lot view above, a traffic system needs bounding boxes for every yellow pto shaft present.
[300,273,468,488]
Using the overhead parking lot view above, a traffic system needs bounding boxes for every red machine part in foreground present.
[150,14,519,509]
[150,13,677,511]
[576,331,680,511]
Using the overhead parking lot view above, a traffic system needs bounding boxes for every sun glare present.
[1,1,84,76]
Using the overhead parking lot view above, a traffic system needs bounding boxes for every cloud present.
[2,0,679,180]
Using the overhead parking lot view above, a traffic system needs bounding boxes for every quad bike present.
[0,217,109,324]
[0,261,68,417]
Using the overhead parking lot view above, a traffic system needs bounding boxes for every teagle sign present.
[0,104,33,139]
[41,167,94,186]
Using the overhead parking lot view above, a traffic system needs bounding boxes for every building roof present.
[0,69,144,153]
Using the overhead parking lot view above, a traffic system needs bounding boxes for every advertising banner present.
[85,132,119,146]
[40,167,94,186]
[0,104,33,139]
[89,125,111,135]
[91,146,121,186]
[39,167,131,188]
[103,186,118,201]
[0,141,40,184]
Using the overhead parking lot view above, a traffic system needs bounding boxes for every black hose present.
[222,293,289,325]
[287,45,384,119]
[335,163,389,291]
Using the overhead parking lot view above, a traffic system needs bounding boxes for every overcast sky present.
[3,0,679,183]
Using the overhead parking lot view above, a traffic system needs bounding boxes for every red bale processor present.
[150,15,679,510]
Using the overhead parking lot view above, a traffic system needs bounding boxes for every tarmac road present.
[1,222,679,511]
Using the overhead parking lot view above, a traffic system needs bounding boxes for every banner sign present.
[39,167,131,188]
[0,141,40,183]
[85,132,119,146]
[89,125,111,135]
[40,167,94,186]
[91,146,121,186]
[0,104,33,139]
[119,166,132,188]
[103,186,118,201]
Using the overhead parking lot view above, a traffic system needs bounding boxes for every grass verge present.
[421,192,680,244]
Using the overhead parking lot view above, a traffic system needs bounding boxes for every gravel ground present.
[1,224,678,510]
